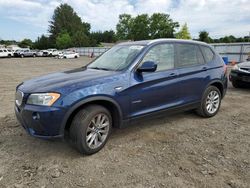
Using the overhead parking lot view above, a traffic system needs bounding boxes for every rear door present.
[129,43,181,118]
[176,43,209,104]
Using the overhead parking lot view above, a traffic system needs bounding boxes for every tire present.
[69,105,112,155]
[196,86,221,118]
[74,55,78,58]
[33,54,36,58]
[232,80,242,88]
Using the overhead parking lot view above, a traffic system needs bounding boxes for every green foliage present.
[176,23,191,39]
[33,35,54,49]
[49,3,91,47]
[56,32,72,49]
[149,13,179,39]
[116,13,179,40]
[197,31,249,43]
[116,14,133,40]
[130,14,150,40]
[90,30,117,44]
[19,38,33,48]
[72,31,90,47]
[198,31,212,43]
[0,40,17,46]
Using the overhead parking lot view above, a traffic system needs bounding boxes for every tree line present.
[1,3,249,49]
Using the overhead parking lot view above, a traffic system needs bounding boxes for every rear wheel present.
[69,105,112,155]
[196,86,221,117]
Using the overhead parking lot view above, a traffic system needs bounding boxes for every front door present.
[129,43,181,118]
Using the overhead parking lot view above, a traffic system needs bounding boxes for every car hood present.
[18,67,120,93]
[238,61,250,68]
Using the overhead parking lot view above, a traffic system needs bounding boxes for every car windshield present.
[88,45,144,71]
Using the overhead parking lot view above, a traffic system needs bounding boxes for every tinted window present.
[142,43,175,71]
[200,46,214,62]
[0,50,3,52]
[177,44,204,67]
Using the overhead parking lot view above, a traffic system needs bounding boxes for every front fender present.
[59,95,123,135]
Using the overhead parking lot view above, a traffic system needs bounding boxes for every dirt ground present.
[0,57,249,188]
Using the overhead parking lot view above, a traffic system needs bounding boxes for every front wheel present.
[196,86,221,117]
[69,105,112,155]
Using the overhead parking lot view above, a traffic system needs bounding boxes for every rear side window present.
[200,46,214,62]
[176,44,205,67]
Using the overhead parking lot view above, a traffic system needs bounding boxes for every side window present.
[141,43,175,72]
[177,44,205,67]
[200,46,214,62]
[0,50,3,52]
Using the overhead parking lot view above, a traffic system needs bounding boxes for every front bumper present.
[15,103,66,139]
[230,70,250,83]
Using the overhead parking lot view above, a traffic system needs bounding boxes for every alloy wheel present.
[86,113,110,149]
[206,90,220,114]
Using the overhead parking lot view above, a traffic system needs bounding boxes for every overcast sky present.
[0,0,249,41]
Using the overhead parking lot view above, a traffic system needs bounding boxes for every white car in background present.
[58,51,80,59]
[0,48,12,57]
[47,49,59,56]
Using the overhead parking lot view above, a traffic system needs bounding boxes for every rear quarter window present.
[200,46,214,62]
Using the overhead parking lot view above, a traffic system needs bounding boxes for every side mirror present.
[137,61,157,73]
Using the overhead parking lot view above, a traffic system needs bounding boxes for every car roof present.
[117,38,209,46]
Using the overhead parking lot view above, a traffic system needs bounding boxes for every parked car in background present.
[47,49,59,56]
[7,49,14,57]
[230,61,250,87]
[36,50,49,57]
[14,49,37,58]
[58,51,80,59]
[36,50,44,57]
[0,48,12,57]
[15,39,227,155]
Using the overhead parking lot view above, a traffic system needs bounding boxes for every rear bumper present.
[15,104,66,139]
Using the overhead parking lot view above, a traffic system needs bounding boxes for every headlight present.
[27,93,60,106]
[232,64,239,70]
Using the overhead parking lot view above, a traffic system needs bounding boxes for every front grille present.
[15,90,24,106]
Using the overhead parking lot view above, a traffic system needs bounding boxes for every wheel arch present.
[206,80,225,98]
[62,96,123,135]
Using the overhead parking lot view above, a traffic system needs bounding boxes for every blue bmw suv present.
[15,39,227,154]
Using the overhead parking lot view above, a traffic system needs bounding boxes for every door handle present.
[169,72,177,77]
[202,66,208,71]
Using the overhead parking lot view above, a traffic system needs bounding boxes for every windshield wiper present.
[89,67,113,71]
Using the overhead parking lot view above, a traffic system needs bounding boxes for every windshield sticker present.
[129,46,144,50]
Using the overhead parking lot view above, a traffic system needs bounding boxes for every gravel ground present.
[0,57,249,188]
